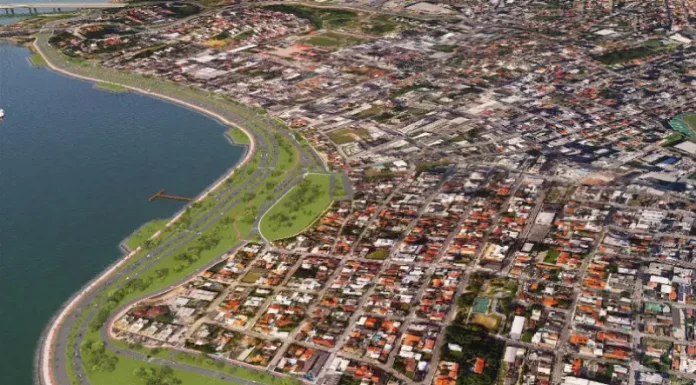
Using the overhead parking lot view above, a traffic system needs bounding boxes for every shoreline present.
[32,34,259,385]
[117,129,250,256]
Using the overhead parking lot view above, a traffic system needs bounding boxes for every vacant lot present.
[301,32,363,48]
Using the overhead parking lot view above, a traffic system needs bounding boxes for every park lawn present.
[29,53,47,67]
[125,219,168,250]
[173,352,301,385]
[157,141,267,243]
[110,338,171,359]
[226,126,251,145]
[260,173,332,241]
[156,134,266,235]
[114,137,299,304]
[100,141,270,305]
[134,147,264,252]
[117,216,242,305]
[95,82,128,93]
[87,352,239,385]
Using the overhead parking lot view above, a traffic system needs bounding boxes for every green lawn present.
[333,172,346,198]
[260,173,332,241]
[241,271,261,284]
[593,46,653,65]
[29,53,47,67]
[683,114,696,132]
[173,352,301,385]
[366,248,389,260]
[302,34,342,47]
[95,82,128,93]
[543,249,561,264]
[86,352,241,385]
[124,219,168,250]
[301,32,363,48]
[226,126,252,145]
[662,133,684,147]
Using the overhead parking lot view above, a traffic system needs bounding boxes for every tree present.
[155,268,169,279]
[134,365,181,385]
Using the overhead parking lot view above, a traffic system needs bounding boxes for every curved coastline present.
[32,35,258,385]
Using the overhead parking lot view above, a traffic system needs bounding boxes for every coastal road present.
[34,21,327,385]
[47,114,310,385]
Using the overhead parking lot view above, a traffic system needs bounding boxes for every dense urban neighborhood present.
[9,0,696,385]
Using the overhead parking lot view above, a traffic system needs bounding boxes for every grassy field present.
[241,271,262,284]
[333,172,346,198]
[124,219,168,250]
[361,14,398,35]
[29,53,48,67]
[263,4,357,29]
[662,133,684,147]
[173,352,301,385]
[95,82,128,93]
[683,114,696,132]
[327,127,370,144]
[226,126,252,145]
[86,352,241,385]
[327,128,358,144]
[260,173,332,241]
[264,4,417,36]
[301,32,363,48]
[543,249,560,264]
[591,39,678,65]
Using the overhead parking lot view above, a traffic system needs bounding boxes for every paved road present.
[35,19,326,385]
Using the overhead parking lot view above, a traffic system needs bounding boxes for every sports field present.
[472,297,490,314]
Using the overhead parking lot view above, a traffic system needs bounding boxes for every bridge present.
[0,3,125,14]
